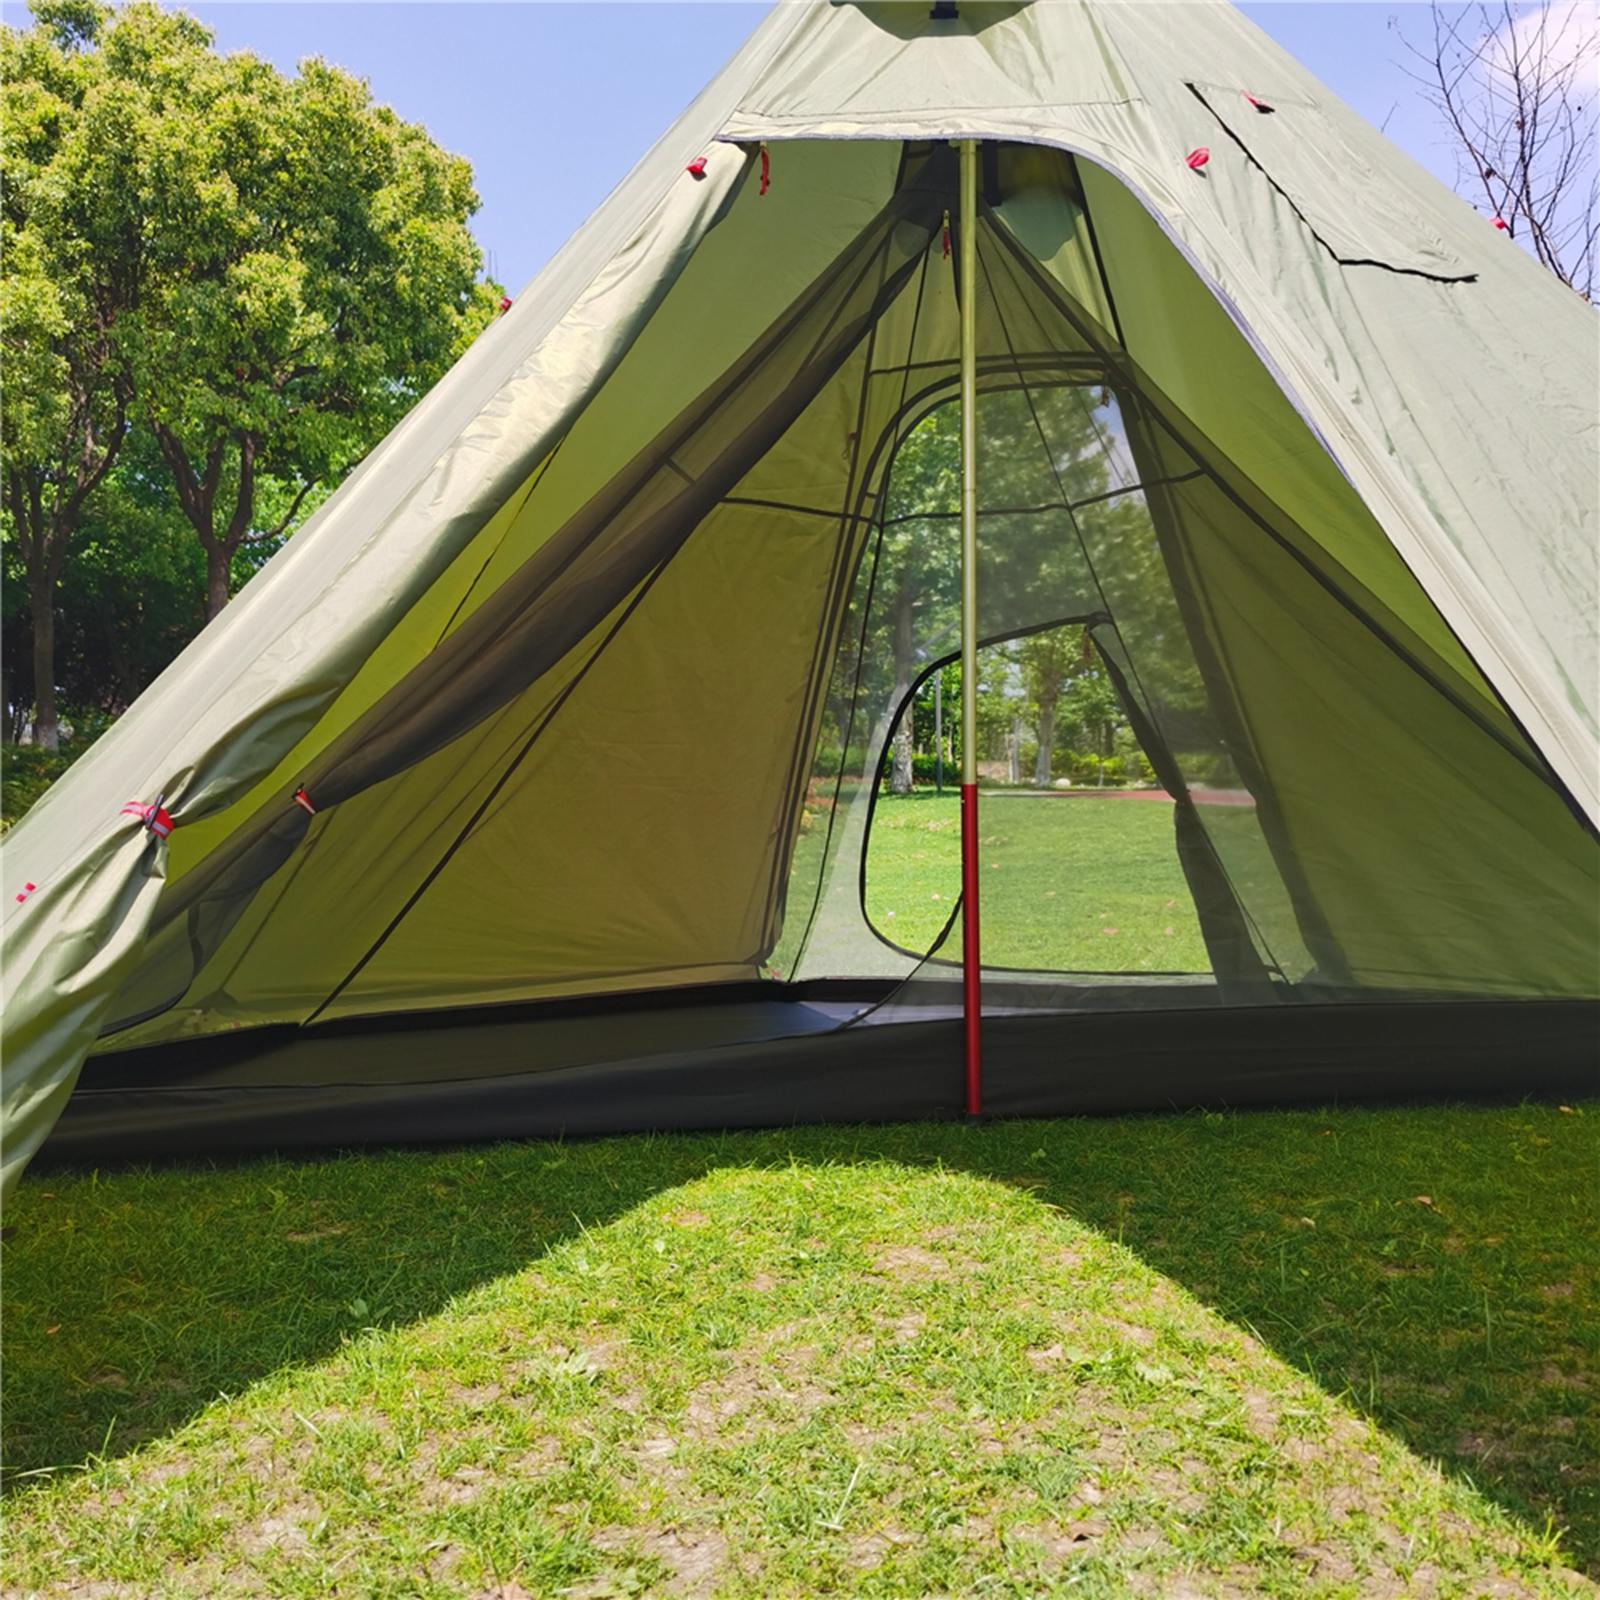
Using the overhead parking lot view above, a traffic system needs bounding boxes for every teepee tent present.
[5,0,1596,1191]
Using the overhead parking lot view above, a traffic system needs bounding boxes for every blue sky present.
[113,4,1481,291]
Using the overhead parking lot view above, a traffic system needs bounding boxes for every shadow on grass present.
[4,1102,1595,1570]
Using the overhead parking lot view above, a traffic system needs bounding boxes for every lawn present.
[863,789,1210,972]
[4,1104,1595,1596]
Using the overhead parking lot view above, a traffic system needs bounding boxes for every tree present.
[1057,653,1121,763]
[131,6,500,615]
[1401,2,1597,299]
[9,3,500,625]
[1,1,141,747]
[2,434,206,736]
[872,405,961,795]
[1018,625,1083,787]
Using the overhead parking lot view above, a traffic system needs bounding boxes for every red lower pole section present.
[960,781,983,1116]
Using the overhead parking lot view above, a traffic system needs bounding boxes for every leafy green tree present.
[875,404,961,793]
[2,1,501,735]
[1,0,143,747]
[100,4,500,616]
[1057,653,1122,761]
[1018,626,1082,786]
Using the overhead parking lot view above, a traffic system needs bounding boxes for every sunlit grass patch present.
[5,1109,1596,1598]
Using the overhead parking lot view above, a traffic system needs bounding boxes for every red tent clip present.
[497,295,513,314]
[759,142,770,196]
[294,786,317,817]
[1492,215,1509,231]
[122,799,173,839]
[1243,92,1275,113]
[686,156,708,179]
[13,881,37,906]
[1185,146,1210,171]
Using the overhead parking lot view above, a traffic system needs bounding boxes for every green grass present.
[864,790,1211,971]
[4,1105,1596,1595]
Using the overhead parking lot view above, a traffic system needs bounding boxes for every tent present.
[5,0,1596,1191]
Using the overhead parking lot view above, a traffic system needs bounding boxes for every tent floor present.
[38,983,1598,1165]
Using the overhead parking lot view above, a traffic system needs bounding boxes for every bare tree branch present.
[1399,1,1597,300]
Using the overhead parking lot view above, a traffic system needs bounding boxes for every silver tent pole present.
[958,138,982,1117]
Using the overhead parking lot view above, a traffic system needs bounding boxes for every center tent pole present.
[957,138,983,1118]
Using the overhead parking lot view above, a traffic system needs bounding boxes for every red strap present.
[122,800,173,839]
[1243,93,1275,113]
[294,786,317,817]
[759,143,770,196]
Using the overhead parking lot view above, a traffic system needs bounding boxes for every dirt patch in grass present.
[870,1243,951,1277]
[637,1525,729,1594]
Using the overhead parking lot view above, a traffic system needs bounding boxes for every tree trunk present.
[204,543,232,621]
[888,580,915,797]
[156,430,258,623]
[1034,698,1057,788]
[28,563,59,751]
[891,716,915,795]
[1007,718,1021,785]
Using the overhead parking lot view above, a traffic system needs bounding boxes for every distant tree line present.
[1,0,501,748]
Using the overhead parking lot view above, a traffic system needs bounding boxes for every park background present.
[4,0,1594,826]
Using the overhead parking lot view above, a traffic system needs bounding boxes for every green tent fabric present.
[4,0,1596,1196]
